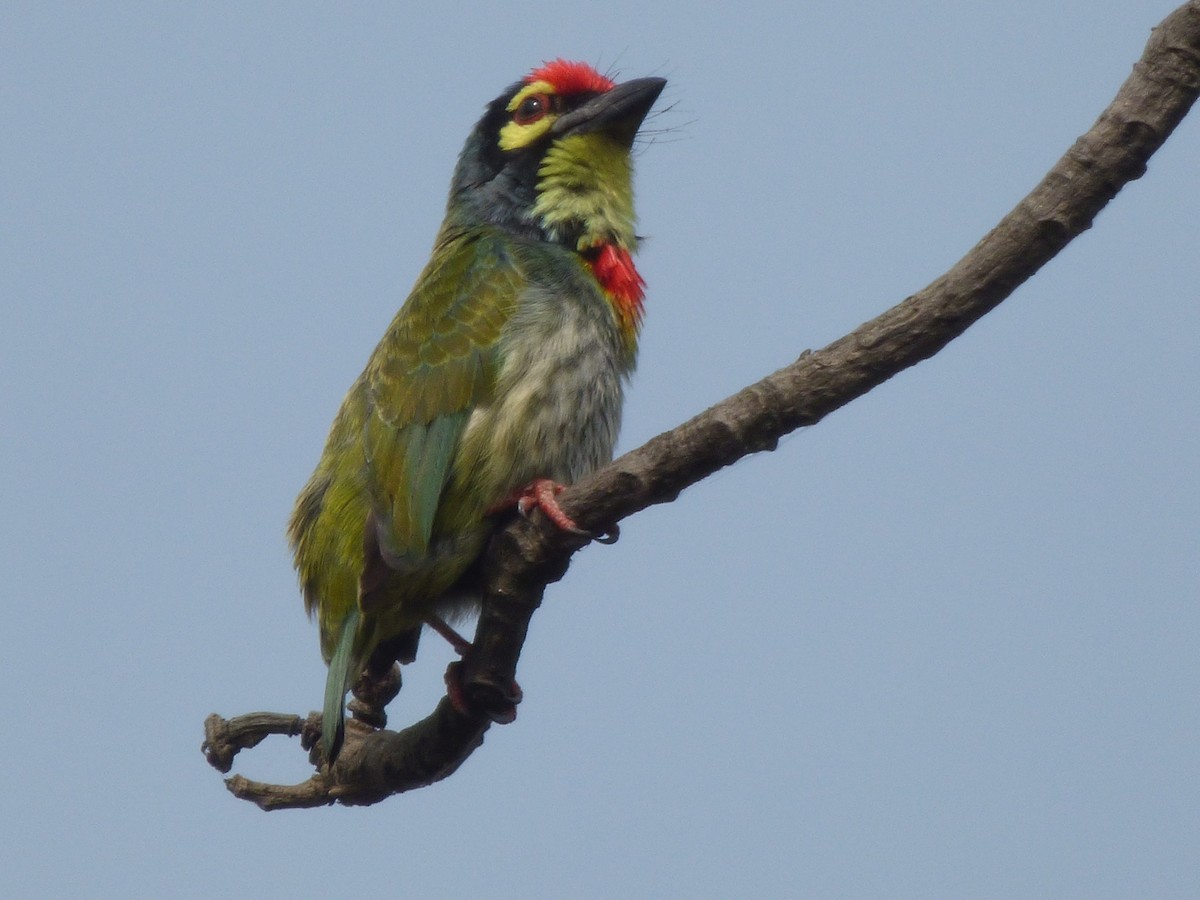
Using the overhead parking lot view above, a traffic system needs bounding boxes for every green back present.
[364,227,524,564]
[289,226,526,657]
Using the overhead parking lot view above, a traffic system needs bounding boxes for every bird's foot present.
[426,615,522,723]
[513,478,588,534]
[487,478,618,542]
[444,660,522,724]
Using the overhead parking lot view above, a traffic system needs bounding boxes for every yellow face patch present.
[498,80,557,151]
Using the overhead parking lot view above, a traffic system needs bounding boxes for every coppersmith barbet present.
[288,60,665,762]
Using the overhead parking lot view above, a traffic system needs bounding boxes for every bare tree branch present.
[203,1,1200,809]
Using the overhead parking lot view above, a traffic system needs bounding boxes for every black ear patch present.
[475,81,523,176]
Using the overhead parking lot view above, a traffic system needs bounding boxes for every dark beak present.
[551,76,667,145]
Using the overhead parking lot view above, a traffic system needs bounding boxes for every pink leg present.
[516,478,588,534]
[425,614,473,656]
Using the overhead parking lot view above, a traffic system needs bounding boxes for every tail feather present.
[322,608,361,765]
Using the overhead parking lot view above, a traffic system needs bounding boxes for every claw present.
[592,522,620,544]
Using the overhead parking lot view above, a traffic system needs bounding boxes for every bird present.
[287,59,665,763]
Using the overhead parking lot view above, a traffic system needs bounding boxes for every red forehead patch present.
[526,59,614,95]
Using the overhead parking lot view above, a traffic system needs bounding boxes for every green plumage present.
[288,65,665,762]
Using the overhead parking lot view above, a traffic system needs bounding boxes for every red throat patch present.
[586,244,645,338]
[526,59,615,95]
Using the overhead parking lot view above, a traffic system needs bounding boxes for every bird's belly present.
[453,298,628,507]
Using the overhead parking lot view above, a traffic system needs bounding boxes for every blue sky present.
[4,2,1198,898]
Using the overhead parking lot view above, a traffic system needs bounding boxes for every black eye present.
[513,93,550,125]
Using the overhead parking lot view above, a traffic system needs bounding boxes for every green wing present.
[362,227,523,568]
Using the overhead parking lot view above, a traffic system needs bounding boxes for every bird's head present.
[447,60,666,253]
